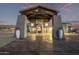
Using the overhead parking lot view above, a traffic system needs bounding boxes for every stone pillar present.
[53,15,63,39]
[16,15,29,39]
[49,18,52,26]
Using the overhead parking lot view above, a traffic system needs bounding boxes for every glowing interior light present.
[38,26,40,29]
[45,23,48,27]
[31,23,34,26]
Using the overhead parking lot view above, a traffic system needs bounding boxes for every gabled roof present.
[20,5,59,14]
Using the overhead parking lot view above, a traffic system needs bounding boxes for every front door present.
[27,19,53,54]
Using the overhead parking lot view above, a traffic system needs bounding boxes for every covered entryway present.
[27,18,53,43]
[16,5,63,54]
[26,12,53,53]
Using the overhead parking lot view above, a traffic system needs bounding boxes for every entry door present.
[27,19,53,54]
[35,19,53,54]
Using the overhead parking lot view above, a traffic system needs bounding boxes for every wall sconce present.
[45,23,48,27]
[31,23,34,26]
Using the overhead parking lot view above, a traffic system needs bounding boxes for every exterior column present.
[53,15,63,39]
[16,15,28,39]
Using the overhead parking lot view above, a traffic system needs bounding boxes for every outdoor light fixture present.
[35,9,38,12]
[45,23,48,27]
[31,23,34,26]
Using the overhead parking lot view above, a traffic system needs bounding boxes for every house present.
[62,23,72,33]
[15,5,64,54]
[16,5,63,40]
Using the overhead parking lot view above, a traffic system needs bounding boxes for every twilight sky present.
[0,3,79,25]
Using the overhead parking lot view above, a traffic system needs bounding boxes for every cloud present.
[60,3,72,12]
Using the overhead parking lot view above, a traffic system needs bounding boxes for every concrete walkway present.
[0,32,79,55]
